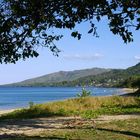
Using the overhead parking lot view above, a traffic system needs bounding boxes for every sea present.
[0,87,124,110]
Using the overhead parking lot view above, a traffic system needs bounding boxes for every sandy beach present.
[118,88,137,95]
[0,115,139,137]
[122,88,137,93]
[0,109,15,116]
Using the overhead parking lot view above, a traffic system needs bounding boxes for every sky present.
[0,19,140,85]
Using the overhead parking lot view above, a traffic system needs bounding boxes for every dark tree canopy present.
[131,77,140,89]
[0,0,140,63]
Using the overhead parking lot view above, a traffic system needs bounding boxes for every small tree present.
[77,87,91,97]
[29,101,34,108]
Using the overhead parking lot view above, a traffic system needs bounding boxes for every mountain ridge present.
[3,63,140,87]
[5,67,111,86]
[62,62,140,87]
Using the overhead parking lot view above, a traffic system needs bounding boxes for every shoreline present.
[117,88,137,96]
[0,89,137,116]
[0,109,15,115]
[122,88,137,93]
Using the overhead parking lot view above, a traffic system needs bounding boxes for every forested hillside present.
[4,68,110,87]
[3,63,140,87]
[51,63,140,87]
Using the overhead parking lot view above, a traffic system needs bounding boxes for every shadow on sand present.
[0,127,140,140]
[0,134,68,140]
[97,128,140,138]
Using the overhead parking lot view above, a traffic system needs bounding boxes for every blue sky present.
[0,19,140,85]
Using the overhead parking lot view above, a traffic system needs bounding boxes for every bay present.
[0,87,123,110]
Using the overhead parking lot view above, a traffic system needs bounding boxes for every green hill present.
[63,63,140,87]
[5,68,110,86]
[4,63,140,87]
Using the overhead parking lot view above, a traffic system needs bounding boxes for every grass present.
[3,118,140,140]
[0,96,140,119]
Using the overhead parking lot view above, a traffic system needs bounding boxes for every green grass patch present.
[0,96,140,119]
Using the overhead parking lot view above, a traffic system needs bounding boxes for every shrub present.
[77,88,91,97]
[29,101,34,108]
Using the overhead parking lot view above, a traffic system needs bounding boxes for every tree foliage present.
[77,87,91,97]
[131,77,140,89]
[121,76,140,88]
[0,0,140,63]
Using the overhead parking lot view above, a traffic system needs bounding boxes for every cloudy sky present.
[0,20,140,84]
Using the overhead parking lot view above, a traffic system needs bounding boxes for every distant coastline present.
[2,62,139,89]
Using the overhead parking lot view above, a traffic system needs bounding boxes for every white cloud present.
[134,56,140,61]
[63,53,104,61]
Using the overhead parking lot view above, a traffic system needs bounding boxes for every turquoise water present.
[0,87,123,110]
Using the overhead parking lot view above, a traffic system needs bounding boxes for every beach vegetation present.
[77,88,91,97]
[0,96,140,120]
[28,101,34,108]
